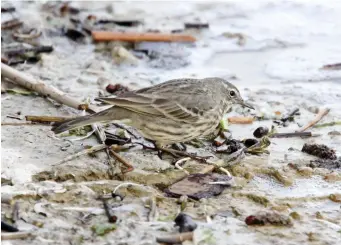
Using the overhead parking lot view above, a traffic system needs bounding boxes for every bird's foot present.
[159,147,212,163]
[133,142,211,162]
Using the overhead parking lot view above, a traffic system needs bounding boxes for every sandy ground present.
[1,1,341,245]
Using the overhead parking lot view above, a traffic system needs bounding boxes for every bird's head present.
[205,77,255,110]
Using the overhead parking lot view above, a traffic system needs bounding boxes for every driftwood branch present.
[297,108,330,132]
[1,63,99,114]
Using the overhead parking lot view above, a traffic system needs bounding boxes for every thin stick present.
[270,132,319,138]
[148,197,158,222]
[92,31,196,43]
[174,157,190,175]
[228,116,254,124]
[102,199,117,223]
[156,232,193,244]
[1,231,33,240]
[25,115,73,123]
[1,19,23,30]
[297,108,330,132]
[1,63,99,114]
[109,149,134,173]
[52,144,107,166]
[113,182,153,194]
[314,121,341,128]
[1,122,37,126]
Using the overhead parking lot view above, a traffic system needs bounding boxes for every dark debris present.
[106,83,130,95]
[174,213,197,233]
[245,211,293,227]
[309,158,341,170]
[165,173,232,200]
[302,143,337,160]
[253,126,269,138]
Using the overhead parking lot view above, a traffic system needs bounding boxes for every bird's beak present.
[240,100,255,110]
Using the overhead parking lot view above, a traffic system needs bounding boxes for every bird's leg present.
[132,141,176,159]
[171,143,187,151]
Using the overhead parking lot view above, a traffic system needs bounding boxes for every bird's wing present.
[97,93,200,123]
[96,78,220,123]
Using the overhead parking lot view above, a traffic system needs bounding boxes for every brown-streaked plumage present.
[51,77,254,147]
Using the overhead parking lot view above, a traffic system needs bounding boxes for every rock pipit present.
[52,77,254,151]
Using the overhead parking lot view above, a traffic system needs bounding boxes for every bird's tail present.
[52,107,114,134]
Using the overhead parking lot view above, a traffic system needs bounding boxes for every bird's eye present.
[229,90,236,97]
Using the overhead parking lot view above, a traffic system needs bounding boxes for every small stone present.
[253,127,269,138]
[174,213,197,233]
[271,205,289,212]
[328,131,341,136]
[289,212,301,220]
[324,172,341,182]
[243,138,259,148]
[329,194,341,203]
[106,83,130,95]
[297,167,313,177]
[245,211,293,227]
[316,211,324,219]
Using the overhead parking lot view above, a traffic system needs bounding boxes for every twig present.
[270,132,320,138]
[25,115,72,123]
[1,122,40,126]
[1,231,33,240]
[109,148,134,173]
[1,7,16,13]
[12,202,20,223]
[6,115,22,120]
[112,123,139,139]
[297,108,330,132]
[1,19,23,30]
[113,182,153,195]
[228,116,254,124]
[12,28,42,40]
[208,181,232,185]
[52,144,107,166]
[217,167,232,177]
[174,157,190,175]
[5,46,53,56]
[1,63,99,114]
[148,197,158,222]
[102,199,117,223]
[320,63,341,70]
[156,232,193,244]
[92,31,196,42]
[314,121,341,128]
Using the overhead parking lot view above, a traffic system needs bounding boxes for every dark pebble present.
[302,143,337,160]
[253,126,269,138]
[174,213,197,233]
[106,83,130,95]
[243,138,259,148]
